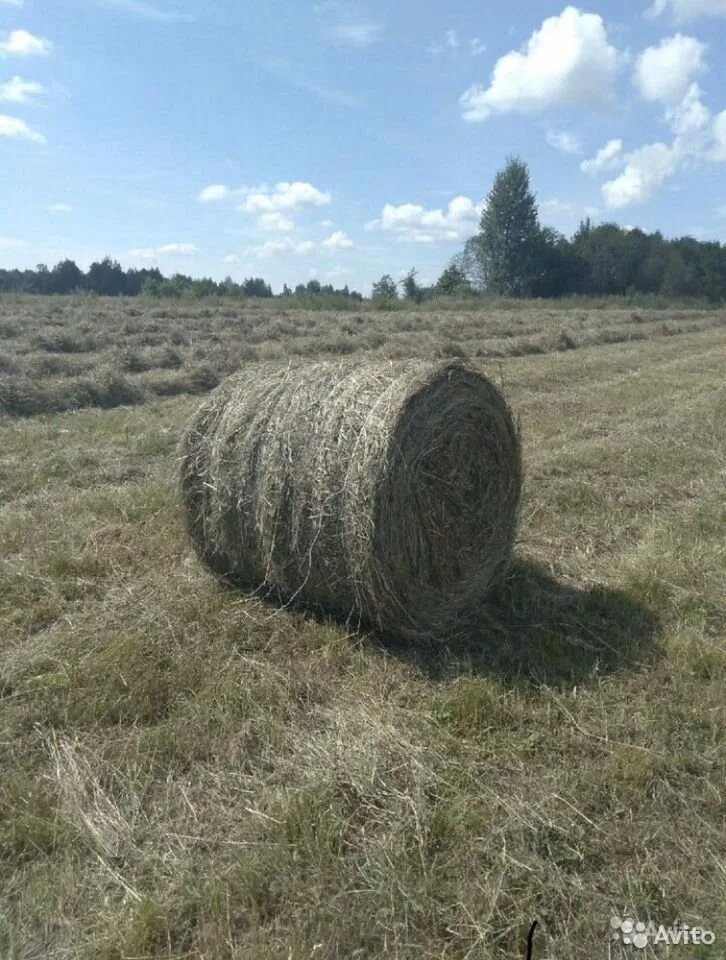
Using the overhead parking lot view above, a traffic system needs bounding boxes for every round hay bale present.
[178,359,522,641]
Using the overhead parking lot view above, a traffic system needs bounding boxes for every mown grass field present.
[1,297,724,959]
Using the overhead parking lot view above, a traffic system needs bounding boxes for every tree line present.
[432,156,726,303]
[0,258,364,300]
[2,158,725,302]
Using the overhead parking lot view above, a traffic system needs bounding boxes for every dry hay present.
[178,359,522,641]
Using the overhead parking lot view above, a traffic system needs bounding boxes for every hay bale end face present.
[179,359,522,641]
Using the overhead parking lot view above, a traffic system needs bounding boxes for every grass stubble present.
[0,297,724,958]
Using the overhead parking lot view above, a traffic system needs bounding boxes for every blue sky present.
[1,0,725,292]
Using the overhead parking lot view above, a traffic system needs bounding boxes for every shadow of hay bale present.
[364,557,662,687]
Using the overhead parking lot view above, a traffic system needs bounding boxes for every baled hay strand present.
[178,359,522,641]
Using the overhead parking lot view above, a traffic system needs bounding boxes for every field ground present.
[0,298,725,959]
[0,294,723,416]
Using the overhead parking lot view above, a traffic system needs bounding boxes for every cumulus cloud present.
[199,179,332,231]
[322,230,353,250]
[367,195,481,244]
[0,75,43,102]
[130,242,198,259]
[240,181,331,214]
[601,142,678,207]
[198,181,331,214]
[314,2,383,47]
[666,82,711,136]
[646,0,726,22]
[588,30,723,209]
[635,34,705,104]
[0,29,52,57]
[546,129,582,154]
[0,113,45,142]
[197,184,231,202]
[224,254,239,264]
[459,7,621,121]
[158,242,197,254]
[48,203,72,213]
[592,86,720,207]
[580,138,624,175]
[257,211,295,232]
[541,198,575,216]
[711,110,726,161]
[244,237,317,259]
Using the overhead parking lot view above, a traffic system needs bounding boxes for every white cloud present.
[367,195,481,244]
[666,82,710,136]
[224,254,239,264]
[258,211,295,231]
[314,2,383,47]
[200,180,331,232]
[244,237,317,259]
[635,34,705,105]
[0,235,24,249]
[646,0,726,22]
[197,183,230,202]
[0,113,45,142]
[584,205,600,217]
[431,30,486,56]
[711,110,726,161]
[240,181,331,214]
[602,142,678,207]
[546,129,582,154]
[541,198,574,215]
[0,75,43,102]
[130,242,198,259]
[590,45,724,210]
[95,0,192,23]
[48,203,72,213]
[322,230,353,250]
[0,29,52,57]
[0,1,24,6]
[580,138,624,175]
[319,219,334,227]
[158,242,197,254]
[459,7,621,121]
[199,181,331,216]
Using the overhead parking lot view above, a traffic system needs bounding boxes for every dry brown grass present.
[0,298,724,959]
[0,294,723,416]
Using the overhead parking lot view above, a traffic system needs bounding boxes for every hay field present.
[1,296,725,959]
